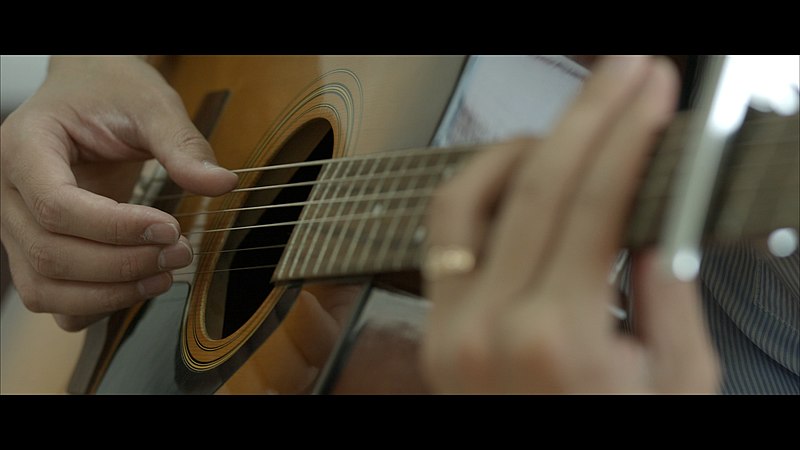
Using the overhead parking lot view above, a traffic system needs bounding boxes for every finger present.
[2,188,192,281]
[53,313,107,332]
[548,57,679,288]
[137,93,238,197]
[422,141,529,392]
[2,227,172,316]
[281,290,340,368]
[2,137,182,245]
[483,56,653,296]
[630,249,720,392]
[423,139,529,299]
[9,252,173,317]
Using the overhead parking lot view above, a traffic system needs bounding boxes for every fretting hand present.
[421,55,720,393]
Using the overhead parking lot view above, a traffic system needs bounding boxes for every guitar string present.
[151,145,486,202]
[168,163,798,234]
[170,163,799,268]
[164,117,797,277]
[171,175,450,218]
[170,163,799,258]
[156,110,798,207]
[170,183,800,277]
[161,144,799,223]
[149,135,799,206]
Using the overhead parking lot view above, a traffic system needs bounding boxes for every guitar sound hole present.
[204,120,334,339]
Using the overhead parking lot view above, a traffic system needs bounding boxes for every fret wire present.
[284,160,338,279]
[726,113,783,237]
[389,151,432,271]
[355,151,412,272]
[322,158,369,275]
[339,157,383,275]
[371,149,421,272]
[762,116,800,236]
[394,150,451,270]
[297,155,349,278]
[313,158,363,275]
[283,157,354,275]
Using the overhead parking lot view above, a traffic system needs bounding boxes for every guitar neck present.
[273,110,800,282]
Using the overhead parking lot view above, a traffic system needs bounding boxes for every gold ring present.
[422,245,476,281]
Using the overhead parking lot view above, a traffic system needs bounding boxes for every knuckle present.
[170,126,209,158]
[90,284,133,313]
[105,205,126,244]
[28,241,66,278]
[117,253,143,281]
[32,191,63,232]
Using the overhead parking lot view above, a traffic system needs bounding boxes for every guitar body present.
[8,55,794,394]
[71,56,466,394]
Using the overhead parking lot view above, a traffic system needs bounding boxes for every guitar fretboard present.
[273,111,799,282]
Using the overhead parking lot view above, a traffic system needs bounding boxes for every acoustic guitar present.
[14,55,798,394]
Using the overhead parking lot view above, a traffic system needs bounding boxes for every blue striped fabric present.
[699,242,799,394]
[619,242,799,394]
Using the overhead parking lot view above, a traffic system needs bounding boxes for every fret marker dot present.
[414,226,427,244]
[372,203,384,216]
[768,228,798,258]
[672,249,701,281]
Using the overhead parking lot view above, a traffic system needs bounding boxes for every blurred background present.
[1,55,49,296]
[1,55,48,119]
[1,55,88,394]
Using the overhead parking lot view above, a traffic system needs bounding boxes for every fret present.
[320,158,368,275]
[624,113,692,247]
[339,156,383,275]
[296,158,349,278]
[711,111,800,241]
[374,152,428,271]
[758,114,799,236]
[272,111,798,283]
[312,159,363,275]
[355,152,413,272]
[283,160,338,279]
[721,112,778,237]
[394,150,453,270]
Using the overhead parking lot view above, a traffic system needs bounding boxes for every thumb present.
[141,99,239,197]
[631,249,720,392]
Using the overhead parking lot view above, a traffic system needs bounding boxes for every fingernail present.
[203,160,232,173]
[144,223,180,244]
[158,239,193,270]
[137,273,172,298]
